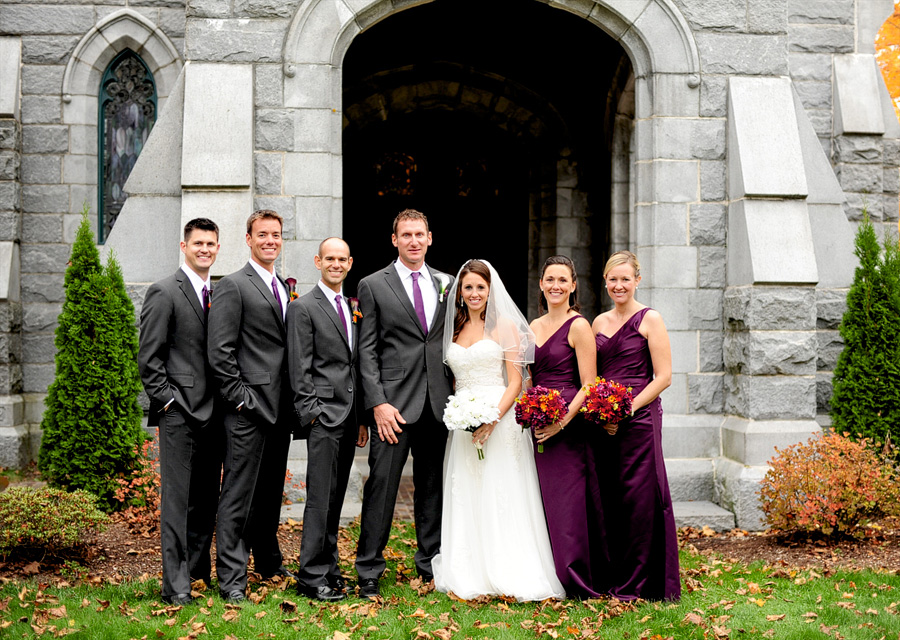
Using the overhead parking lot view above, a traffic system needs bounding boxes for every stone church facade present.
[0,0,897,528]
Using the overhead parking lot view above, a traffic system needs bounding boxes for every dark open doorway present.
[341,0,631,318]
[343,111,529,307]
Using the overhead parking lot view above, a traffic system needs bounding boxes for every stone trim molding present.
[0,38,21,119]
[282,0,700,86]
[61,9,182,119]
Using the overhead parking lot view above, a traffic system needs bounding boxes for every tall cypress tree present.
[38,209,145,508]
[830,217,900,443]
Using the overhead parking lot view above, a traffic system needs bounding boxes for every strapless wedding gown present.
[432,339,565,601]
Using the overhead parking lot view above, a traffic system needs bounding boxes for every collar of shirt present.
[180,263,211,307]
[248,259,287,317]
[393,259,434,290]
[316,279,344,303]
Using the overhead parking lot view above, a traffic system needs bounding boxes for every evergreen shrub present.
[0,486,108,557]
[830,217,900,444]
[37,209,145,509]
[759,432,900,539]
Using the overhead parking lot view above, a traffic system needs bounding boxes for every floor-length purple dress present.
[595,307,680,601]
[531,315,609,598]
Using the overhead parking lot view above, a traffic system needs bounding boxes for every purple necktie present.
[411,272,428,335]
[202,285,209,323]
[271,277,283,317]
[335,294,349,343]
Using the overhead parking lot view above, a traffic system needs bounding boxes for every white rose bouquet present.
[442,390,500,460]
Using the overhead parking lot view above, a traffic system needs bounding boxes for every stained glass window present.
[98,50,156,243]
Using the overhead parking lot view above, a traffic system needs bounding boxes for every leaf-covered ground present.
[3,520,900,639]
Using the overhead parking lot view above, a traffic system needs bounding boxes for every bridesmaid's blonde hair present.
[603,251,641,278]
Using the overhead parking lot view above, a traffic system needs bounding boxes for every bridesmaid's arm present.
[560,318,597,428]
[634,310,672,412]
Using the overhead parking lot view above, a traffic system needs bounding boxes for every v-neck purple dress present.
[595,307,680,601]
[531,315,610,598]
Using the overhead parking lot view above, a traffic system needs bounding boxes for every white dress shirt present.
[180,263,212,309]
[248,259,287,320]
[317,280,352,349]
[394,259,437,332]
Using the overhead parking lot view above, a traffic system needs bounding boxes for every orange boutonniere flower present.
[349,297,362,323]
[285,277,299,302]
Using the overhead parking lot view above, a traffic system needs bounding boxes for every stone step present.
[280,500,362,528]
[673,501,736,532]
[665,458,715,502]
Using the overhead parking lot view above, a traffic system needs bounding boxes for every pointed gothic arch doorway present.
[341,0,633,318]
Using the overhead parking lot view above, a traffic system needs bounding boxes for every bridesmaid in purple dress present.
[592,251,680,601]
[529,256,609,598]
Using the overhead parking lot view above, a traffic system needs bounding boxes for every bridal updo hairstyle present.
[603,250,641,278]
[538,255,580,314]
[453,259,492,342]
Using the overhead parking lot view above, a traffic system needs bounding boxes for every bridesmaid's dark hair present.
[453,259,491,342]
[538,255,580,314]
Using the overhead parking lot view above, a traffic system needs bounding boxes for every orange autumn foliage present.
[876,2,900,122]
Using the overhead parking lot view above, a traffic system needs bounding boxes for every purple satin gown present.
[595,307,680,601]
[531,315,610,598]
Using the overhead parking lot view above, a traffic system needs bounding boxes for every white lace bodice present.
[446,340,506,391]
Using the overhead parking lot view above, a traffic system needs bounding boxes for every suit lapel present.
[314,287,351,354]
[427,265,447,334]
[175,269,205,326]
[244,263,285,333]
[384,265,426,337]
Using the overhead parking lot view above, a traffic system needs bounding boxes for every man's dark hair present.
[184,217,219,241]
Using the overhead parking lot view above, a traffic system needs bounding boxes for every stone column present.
[718,77,823,528]
[0,37,26,468]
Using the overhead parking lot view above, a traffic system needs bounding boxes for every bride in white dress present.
[432,259,564,602]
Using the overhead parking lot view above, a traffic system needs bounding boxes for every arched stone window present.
[97,51,157,243]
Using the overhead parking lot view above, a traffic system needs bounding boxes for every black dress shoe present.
[329,576,346,592]
[299,584,346,602]
[162,593,193,605]
[262,566,297,581]
[358,578,380,598]
[219,589,246,603]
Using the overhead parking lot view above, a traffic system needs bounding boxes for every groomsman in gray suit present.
[138,217,223,605]
[287,237,369,602]
[355,209,453,597]
[208,209,295,602]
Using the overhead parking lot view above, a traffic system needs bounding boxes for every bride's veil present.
[442,260,535,386]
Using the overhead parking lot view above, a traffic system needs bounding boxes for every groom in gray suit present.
[208,209,295,602]
[355,209,453,597]
[287,237,368,602]
[139,218,222,605]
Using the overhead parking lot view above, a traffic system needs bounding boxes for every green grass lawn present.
[1,522,899,639]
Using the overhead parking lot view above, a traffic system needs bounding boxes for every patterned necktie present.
[335,294,349,343]
[202,285,209,323]
[271,277,283,318]
[411,272,428,335]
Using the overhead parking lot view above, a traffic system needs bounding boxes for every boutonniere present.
[349,297,363,324]
[285,277,299,302]
[435,273,451,303]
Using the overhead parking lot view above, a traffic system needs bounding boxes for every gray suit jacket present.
[286,286,359,429]
[207,262,289,428]
[138,269,215,426]
[357,262,453,424]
